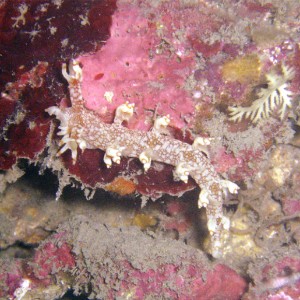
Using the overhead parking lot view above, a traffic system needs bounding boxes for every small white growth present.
[139,151,152,172]
[61,38,69,48]
[207,218,218,234]
[221,216,231,231]
[52,0,63,9]
[49,26,57,35]
[267,292,293,300]
[28,121,36,130]
[193,136,211,147]
[192,90,202,99]
[193,136,212,156]
[114,101,135,124]
[12,4,28,28]
[38,3,49,13]
[104,146,125,168]
[79,14,90,26]
[104,91,114,103]
[13,279,31,300]
[78,139,87,151]
[154,114,170,131]
[23,25,41,42]
[198,189,210,208]
[220,179,240,194]
[174,162,192,183]
[229,64,295,123]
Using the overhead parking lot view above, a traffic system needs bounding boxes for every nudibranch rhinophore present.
[46,60,239,257]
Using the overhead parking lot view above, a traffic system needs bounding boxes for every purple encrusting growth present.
[46,60,239,257]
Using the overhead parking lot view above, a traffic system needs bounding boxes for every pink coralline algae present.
[0,216,247,299]
[78,3,196,130]
[0,260,23,298]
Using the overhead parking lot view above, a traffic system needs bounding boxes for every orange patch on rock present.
[106,177,136,196]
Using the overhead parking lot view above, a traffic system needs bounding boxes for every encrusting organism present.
[228,64,295,123]
[46,60,240,257]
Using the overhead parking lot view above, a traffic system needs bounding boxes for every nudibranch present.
[46,60,239,257]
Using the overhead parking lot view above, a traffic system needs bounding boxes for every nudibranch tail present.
[46,60,239,257]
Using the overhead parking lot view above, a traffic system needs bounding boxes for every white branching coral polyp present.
[229,64,295,123]
[46,60,239,257]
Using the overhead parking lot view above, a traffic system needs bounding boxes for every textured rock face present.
[0,0,300,298]
[1,0,299,198]
[0,215,247,299]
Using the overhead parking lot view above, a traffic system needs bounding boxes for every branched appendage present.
[46,60,240,257]
[46,60,87,163]
[229,64,295,123]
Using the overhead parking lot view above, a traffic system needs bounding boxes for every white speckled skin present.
[46,60,239,257]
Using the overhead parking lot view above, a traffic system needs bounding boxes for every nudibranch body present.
[46,60,239,257]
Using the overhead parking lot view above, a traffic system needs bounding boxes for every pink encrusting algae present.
[78,4,196,130]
